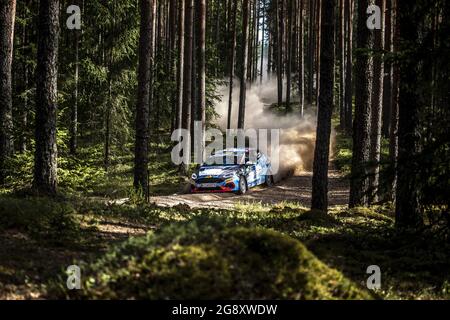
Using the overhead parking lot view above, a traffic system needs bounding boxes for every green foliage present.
[74,200,187,228]
[1,139,181,199]
[334,132,353,176]
[48,217,371,300]
[58,156,106,194]
[1,148,106,196]
[0,197,81,245]
[1,153,34,192]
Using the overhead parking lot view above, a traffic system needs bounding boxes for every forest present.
[0,0,449,300]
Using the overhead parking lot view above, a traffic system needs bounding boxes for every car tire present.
[265,171,274,187]
[237,176,248,195]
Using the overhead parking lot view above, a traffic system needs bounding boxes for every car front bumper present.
[191,178,238,193]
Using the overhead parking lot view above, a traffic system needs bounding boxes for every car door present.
[246,163,257,186]
[255,153,265,185]
[243,152,256,187]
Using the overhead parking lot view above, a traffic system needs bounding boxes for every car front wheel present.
[237,176,248,195]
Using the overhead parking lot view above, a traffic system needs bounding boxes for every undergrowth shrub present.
[0,197,81,245]
[48,217,372,300]
[1,150,105,195]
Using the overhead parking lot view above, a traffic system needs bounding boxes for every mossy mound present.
[50,218,371,300]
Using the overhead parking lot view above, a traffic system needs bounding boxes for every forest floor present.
[0,124,448,300]
[1,162,449,299]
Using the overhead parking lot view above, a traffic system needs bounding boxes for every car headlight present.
[191,173,198,180]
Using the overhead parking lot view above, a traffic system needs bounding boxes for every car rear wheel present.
[237,176,248,195]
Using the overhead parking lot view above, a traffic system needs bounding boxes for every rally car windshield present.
[204,153,245,166]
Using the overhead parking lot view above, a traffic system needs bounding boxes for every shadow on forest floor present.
[1,196,447,299]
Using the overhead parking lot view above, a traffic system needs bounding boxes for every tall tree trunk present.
[253,0,259,82]
[248,0,252,82]
[238,0,250,129]
[255,0,258,81]
[18,18,29,154]
[349,0,374,208]
[134,0,153,195]
[227,0,237,129]
[314,0,321,105]
[382,0,393,138]
[298,0,304,116]
[148,0,157,135]
[104,77,111,171]
[369,0,385,203]
[260,0,265,84]
[70,30,79,155]
[215,0,220,77]
[190,8,197,141]
[311,0,335,211]
[154,0,162,132]
[276,0,283,105]
[267,27,271,76]
[34,0,59,195]
[344,0,353,133]
[387,0,399,202]
[196,0,206,162]
[176,0,185,131]
[181,0,193,171]
[226,0,232,65]
[338,0,345,130]
[307,0,315,105]
[169,0,177,132]
[104,4,116,172]
[395,0,423,228]
[286,0,293,110]
[0,0,16,184]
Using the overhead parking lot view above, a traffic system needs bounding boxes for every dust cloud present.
[214,77,334,177]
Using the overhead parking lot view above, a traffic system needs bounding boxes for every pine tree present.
[181,0,193,172]
[227,0,238,129]
[349,0,374,208]
[368,0,385,203]
[0,0,16,184]
[311,0,335,211]
[238,0,250,129]
[196,0,206,161]
[395,0,424,228]
[134,0,154,195]
[34,0,60,195]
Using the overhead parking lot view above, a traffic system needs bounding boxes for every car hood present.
[198,165,241,178]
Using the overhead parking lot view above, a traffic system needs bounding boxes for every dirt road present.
[150,170,349,209]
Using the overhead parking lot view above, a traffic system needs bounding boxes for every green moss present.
[49,219,371,300]
[297,210,341,227]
